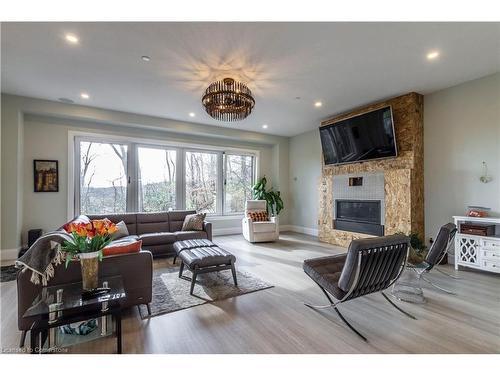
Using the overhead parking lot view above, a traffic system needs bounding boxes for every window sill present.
[205,214,244,222]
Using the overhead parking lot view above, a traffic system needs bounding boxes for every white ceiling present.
[2,22,499,137]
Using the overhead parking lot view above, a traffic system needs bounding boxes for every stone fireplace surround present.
[318,92,424,248]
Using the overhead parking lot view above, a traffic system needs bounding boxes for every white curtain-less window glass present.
[224,154,254,214]
[138,147,177,212]
[79,141,128,214]
[185,151,217,214]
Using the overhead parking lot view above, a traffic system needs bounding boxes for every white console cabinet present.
[453,216,500,274]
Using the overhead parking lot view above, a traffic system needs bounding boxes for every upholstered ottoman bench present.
[173,239,238,295]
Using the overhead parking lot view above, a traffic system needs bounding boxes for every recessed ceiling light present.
[262,124,268,129]
[189,112,195,117]
[65,34,79,44]
[314,101,322,108]
[80,93,90,99]
[141,55,151,62]
[426,51,440,60]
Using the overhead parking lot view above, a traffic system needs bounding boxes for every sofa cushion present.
[61,215,90,232]
[252,221,276,233]
[168,210,196,232]
[139,232,176,246]
[110,220,130,240]
[174,231,208,241]
[110,235,139,245]
[181,213,206,231]
[136,212,169,234]
[88,213,137,235]
[103,240,142,257]
[247,211,269,222]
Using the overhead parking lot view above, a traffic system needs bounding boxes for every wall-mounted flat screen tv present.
[319,106,397,166]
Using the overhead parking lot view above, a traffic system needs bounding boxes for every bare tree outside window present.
[185,151,217,213]
[138,147,177,212]
[79,141,128,214]
[224,154,254,214]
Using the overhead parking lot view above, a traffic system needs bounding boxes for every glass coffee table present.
[23,276,126,354]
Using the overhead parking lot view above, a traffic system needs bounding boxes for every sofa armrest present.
[203,221,212,241]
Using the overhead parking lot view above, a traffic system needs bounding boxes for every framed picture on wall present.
[34,160,59,192]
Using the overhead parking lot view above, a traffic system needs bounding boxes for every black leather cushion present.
[179,246,236,268]
[139,232,176,246]
[425,223,456,267]
[338,234,409,292]
[303,254,347,300]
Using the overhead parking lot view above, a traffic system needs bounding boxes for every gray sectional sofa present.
[88,210,212,257]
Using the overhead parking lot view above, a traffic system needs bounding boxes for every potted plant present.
[396,231,428,264]
[62,219,117,291]
[252,176,284,216]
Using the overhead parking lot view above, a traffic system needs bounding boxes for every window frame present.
[71,131,258,218]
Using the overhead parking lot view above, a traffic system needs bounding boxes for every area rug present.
[0,265,18,282]
[138,267,273,319]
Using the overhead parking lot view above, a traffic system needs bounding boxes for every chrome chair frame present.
[304,242,416,342]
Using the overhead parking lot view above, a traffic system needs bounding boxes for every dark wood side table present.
[23,276,126,354]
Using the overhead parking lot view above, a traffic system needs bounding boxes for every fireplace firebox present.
[334,199,384,236]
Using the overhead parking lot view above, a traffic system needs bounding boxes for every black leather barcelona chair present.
[303,234,415,341]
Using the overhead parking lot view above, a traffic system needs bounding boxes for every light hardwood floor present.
[1,232,499,353]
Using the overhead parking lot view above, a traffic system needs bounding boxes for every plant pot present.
[79,251,100,291]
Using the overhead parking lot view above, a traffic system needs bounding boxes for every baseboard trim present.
[1,247,21,261]
[281,225,319,237]
[213,227,243,236]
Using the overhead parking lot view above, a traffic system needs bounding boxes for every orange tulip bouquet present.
[62,219,118,290]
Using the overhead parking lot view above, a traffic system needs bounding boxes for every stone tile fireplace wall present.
[318,92,424,248]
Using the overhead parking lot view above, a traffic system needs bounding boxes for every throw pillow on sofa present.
[61,214,90,232]
[110,220,129,240]
[247,211,269,222]
[181,213,206,231]
[103,239,142,257]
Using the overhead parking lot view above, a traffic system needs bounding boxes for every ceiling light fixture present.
[426,50,440,60]
[65,34,79,44]
[202,77,255,122]
[314,101,323,107]
[80,93,90,99]
[141,55,151,62]
[262,124,268,129]
[189,112,195,117]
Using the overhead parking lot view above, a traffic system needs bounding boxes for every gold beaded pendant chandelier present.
[202,77,255,121]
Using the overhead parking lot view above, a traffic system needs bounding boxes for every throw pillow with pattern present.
[181,213,206,231]
[247,211,269,222]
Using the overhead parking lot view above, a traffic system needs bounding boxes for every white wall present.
[288,129,322,235]
[424,72,500,241]
[1,94,289,255]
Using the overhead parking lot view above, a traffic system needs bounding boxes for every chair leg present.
[381,292,417,320]
[178,262,184,278]
[421,275,456,295]
[173,255,177,265]
[19,330,27,348]
[305,283,367,341]
[230,262,238,286]
[334,306,367,342]
[435,267,461,279]
[190,268,198,295]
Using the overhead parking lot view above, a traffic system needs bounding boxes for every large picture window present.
[75,137,256,216]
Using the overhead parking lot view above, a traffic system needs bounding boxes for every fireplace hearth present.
[334,199,384,236]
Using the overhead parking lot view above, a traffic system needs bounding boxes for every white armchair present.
[242,200,279,243]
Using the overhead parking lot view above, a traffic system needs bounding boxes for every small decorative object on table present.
[61,219,117,292]
[466,205,490,218]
